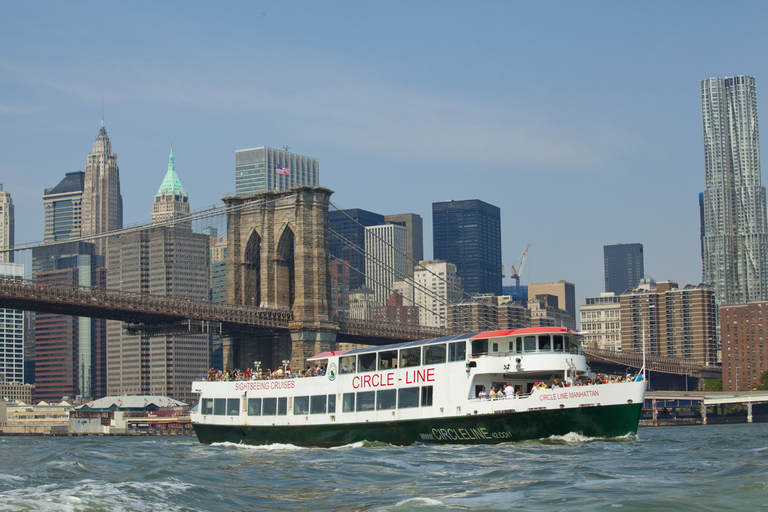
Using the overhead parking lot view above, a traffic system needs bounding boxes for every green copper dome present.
[156,147,188,198]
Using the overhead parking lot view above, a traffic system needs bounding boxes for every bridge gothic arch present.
[224,187,337,371]
[243,229,261,307]
[275,224,295,310]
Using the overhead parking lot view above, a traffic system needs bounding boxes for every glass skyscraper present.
[432,199,502,296]
[329,208,385,291]
[235,146,319,196]
[604,243,644,295]
[701,75,768,305]
[43,172,84,243]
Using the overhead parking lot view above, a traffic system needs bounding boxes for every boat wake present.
[209,441,306,451]
[541,431,637,444]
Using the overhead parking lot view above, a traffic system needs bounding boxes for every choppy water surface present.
[1,423,767,511]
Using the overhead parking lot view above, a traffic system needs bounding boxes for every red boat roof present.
[470,327,576,338]
[306,328,580,360]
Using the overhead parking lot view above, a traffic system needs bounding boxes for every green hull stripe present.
[193,403,642,447]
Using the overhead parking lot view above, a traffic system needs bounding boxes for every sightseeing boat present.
[190,327,646,446]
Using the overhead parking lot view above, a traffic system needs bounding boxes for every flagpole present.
[642,319,647,383]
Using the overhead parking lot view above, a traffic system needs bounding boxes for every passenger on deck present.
[572,374,582,386]
[478,386,489,401]
[504,383,514,398]
[489,387,498,399]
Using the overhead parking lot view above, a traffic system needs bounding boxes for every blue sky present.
[2,1,767,308]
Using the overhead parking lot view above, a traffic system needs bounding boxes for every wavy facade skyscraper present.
[701,75,768,305]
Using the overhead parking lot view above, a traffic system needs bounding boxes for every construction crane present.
[510,244,530,287]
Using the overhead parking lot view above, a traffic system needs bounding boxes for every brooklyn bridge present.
[1,186,716,387]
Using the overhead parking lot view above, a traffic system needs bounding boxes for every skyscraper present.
[0,184,14,263]
[604,243,644,295]
[432,199,502,296]
[235,146,319,196]
[701,75,768,305]
[37,168,105,402]
[0,262,24,383]
[365,223,408,304]
[384,213,424,280]
[329,208,385,291]
[414,260,463,327]
[33,242,106,402]
[107,152,209,403]
[42,172,84,242]
[82,121,123,256]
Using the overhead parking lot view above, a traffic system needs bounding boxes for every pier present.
[643,390,768,426]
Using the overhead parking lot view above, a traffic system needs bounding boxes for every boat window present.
[508,341,514,353]
[340,356,356,374]
[376,389,397,410]
[471,339,488,356]
[424,344,446,365]
[201,398,214,415]
[262,397,277,416]
[213,398,226,416]
[448,341,466,362]
[226,399,240,416]
[398,387,419,408]
[358,353,377,372]
[523,336,536,352]
[539,335,551,351]
[565,337,572,353]
[278,397,287,415]
[342,393,355,412]
[247,398,261,416]
[328,395,336,413]
[294,396,310,415]
[356,391,375,412]
[400,347,421,368]
[515,337,522,353]
[492,342,499,353]
[310,395,327,414]
[553,335,564,352]
[378,350,398,370]
[421,386,434,407]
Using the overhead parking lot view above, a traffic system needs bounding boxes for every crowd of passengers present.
[477,372,644,400]
[204,366,327,381]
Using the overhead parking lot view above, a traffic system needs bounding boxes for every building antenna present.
[101,95,105,126]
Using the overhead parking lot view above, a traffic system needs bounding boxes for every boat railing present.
[470,347,583,359]
[472,393,530,402]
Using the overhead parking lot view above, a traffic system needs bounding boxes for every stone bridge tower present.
[224,186,337,372]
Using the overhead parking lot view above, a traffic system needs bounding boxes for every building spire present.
[156,147,187,198]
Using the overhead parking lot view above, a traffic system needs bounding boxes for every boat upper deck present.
[308,327,582,361]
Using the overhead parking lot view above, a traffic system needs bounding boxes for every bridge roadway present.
[583,346,720,380]
[0,278,445,343]
[0,278,716,376]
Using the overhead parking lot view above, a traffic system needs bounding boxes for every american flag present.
[275,164,290,176]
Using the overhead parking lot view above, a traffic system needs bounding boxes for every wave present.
[541,431,637,444]
[209,441,306,451]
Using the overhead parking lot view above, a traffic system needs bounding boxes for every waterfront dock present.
[642,390,768,426]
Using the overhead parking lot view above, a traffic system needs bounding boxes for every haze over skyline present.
[3,1,768,309]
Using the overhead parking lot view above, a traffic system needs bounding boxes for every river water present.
[1,423,766,511]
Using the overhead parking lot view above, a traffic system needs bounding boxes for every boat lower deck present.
[192,402,643,447]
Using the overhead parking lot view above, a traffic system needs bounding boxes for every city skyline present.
[5,2,768,308]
